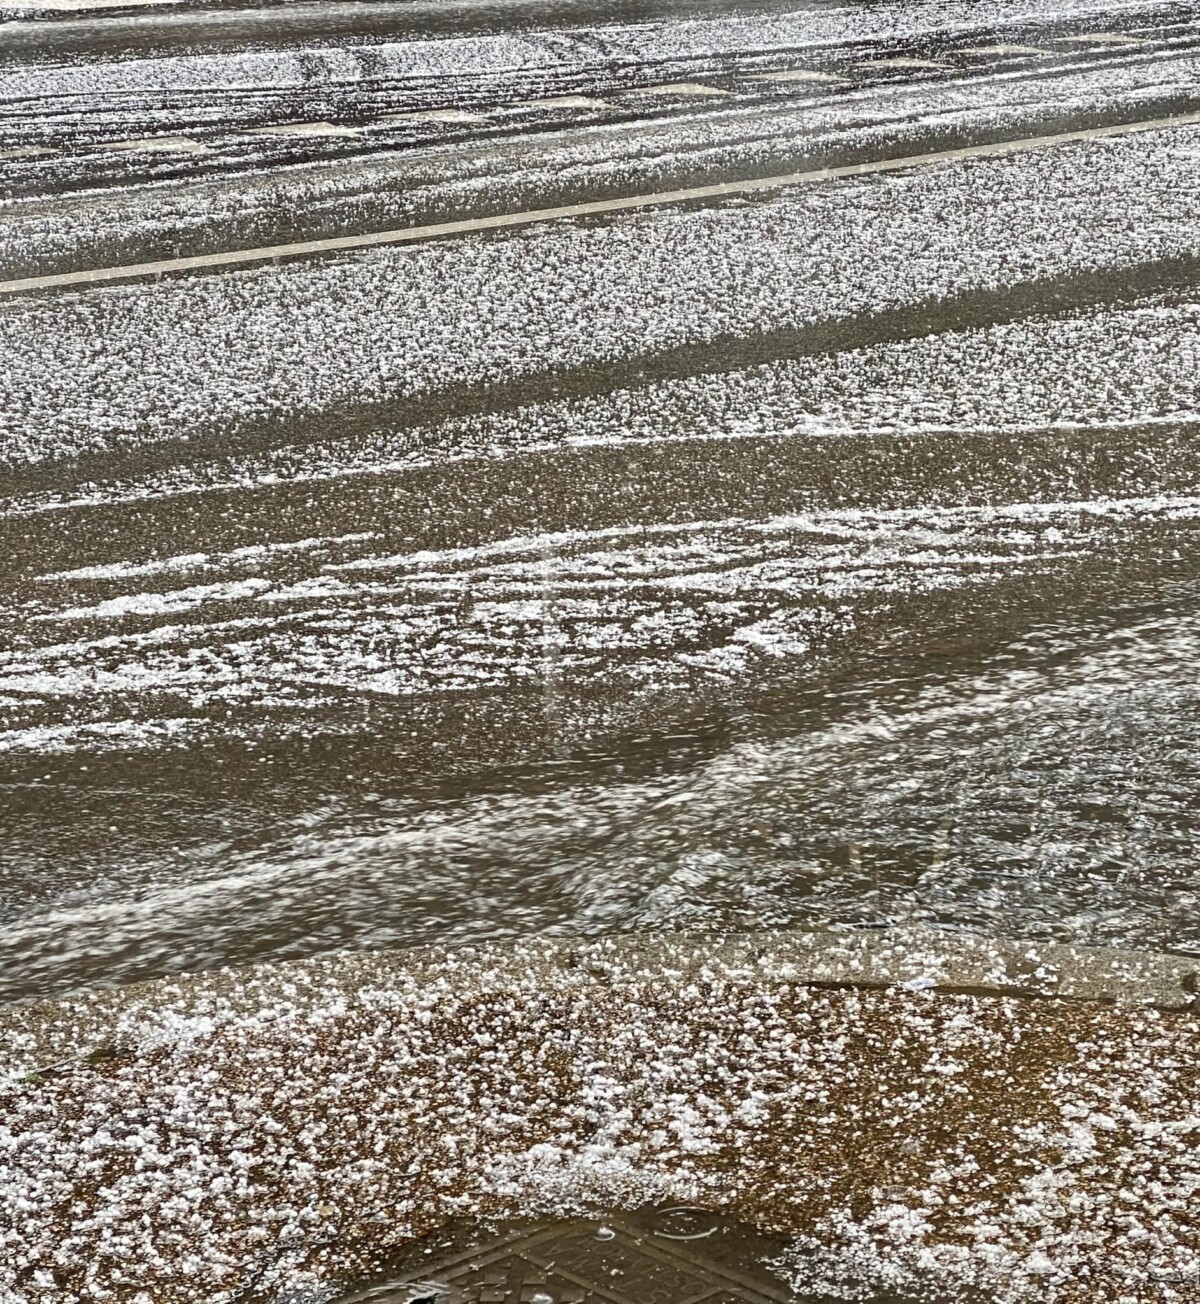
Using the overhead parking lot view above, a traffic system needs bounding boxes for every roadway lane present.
[3,0,1200,1012]
[0,0,1196,218]
[5,0,868,58]
[8,110,1200,295]
[3,10,1200,278]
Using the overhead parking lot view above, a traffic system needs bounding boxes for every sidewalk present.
[2,929,1198,1303]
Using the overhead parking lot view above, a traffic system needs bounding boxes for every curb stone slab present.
[3,926,1196,1072]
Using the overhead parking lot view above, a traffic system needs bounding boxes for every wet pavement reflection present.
[5,565,1200,1003]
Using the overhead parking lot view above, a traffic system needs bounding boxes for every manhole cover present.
[337,1209,795,1304]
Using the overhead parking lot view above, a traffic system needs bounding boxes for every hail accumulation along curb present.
[4,926,1196,1069]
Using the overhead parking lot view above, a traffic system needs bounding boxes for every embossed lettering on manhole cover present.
[341,1209,794,1304]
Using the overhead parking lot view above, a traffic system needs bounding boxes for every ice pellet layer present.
[4,123,1200,467]
[2,932,1198,1304]
[5,33,1200,278]
[3,10,1200,1295]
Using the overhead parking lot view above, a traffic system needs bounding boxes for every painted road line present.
[243,122,363,139]
[0,147,57,160]
[750,69,845,83]
[1056,32,1148,45]
[89,137,212,155]
[632,82,731,97]
[377,109,488,125]
[5,0,177,8]
[511,95,612,110]
[856,56,952,70]
[956,44,1052,56]
[4,108,1200,300]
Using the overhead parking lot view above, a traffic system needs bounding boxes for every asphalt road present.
[3,0,1200,1004]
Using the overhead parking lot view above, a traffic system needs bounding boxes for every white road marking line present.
[511,95,611,110]
[4,109,1199,300]
[631,82,731,97]
[856,57,951,70]
[376,109,488,125]
[750,70,845,83]
[956,44,1052,56]
[88,136,212,155]
[5,0,176,8]
[0,146,57,160]
[1055,32,1148,45]
[242,122,363,139]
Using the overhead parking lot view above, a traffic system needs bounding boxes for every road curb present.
[5,926,1197,1071]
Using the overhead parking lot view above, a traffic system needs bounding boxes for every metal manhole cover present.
[338,1209,795,1304]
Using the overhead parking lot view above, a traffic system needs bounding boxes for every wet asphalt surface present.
[3,0,1200,1004]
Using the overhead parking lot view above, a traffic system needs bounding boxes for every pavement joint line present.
[4,107,1200,300]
